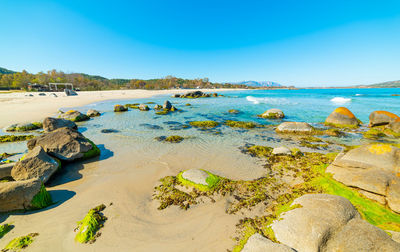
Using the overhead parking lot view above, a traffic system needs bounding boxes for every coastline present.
[0,88,242,128]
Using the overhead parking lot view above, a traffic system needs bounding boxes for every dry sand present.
[0,89,265,252]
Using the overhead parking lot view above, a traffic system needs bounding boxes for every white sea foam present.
[355,94,363,96]
[246,96,293,105]
[330,97,351,104]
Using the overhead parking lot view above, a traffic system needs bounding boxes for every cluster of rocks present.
[244,194,400,251]
[172,91,219,98]
[0,118,100,212]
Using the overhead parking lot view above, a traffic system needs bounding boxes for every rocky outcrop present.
[139,104,150,111]
[43,117,77,132]
[270,194,400,251]
[11,146,60,183]
[260,108,285,119]
[60,110,90,122]
[326,144,400,212]
[276,122,314,134]
[325,107,359,127]
[369,111,400,127]
[163,100,172,110]
[114,104,128,112]
[242,233,295,252]
[27,127,99,162]
[86,109,100,117]
[0,178,42,212]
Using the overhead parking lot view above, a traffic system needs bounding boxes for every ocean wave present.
[330,97,351,104]
[355,94,363,96]
[246,96,293,105]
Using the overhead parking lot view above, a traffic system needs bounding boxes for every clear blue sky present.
[1,0,400,86]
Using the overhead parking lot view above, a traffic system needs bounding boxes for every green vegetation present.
[2,233,38,251]
[189,121,220,128]
[75,204,107,243]
[0,224,13,239]
[30,184,53,209]
[228,109,240,114]
[82,139,101,160]
[362,126,400,139]
[324,122,359,129]
[299,140,329,150]
[0,135,34,143]
[177,170,220,191]
[7,123,42,132]
[164,135,184,143]
[185,103,191,106]
[225,120,258,129]
[243,145,273,158]
[124,103,139,109]
[155,110,169,115]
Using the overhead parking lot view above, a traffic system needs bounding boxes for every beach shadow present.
[98,144,114,161]
[0,189,76,223]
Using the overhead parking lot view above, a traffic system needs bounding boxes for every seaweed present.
[164,135,184,143]
[189,121,220,128]
[0,224,13,239]
[75,204,107,243]
[0,135,35,143]
[30,184,52,209]
[225,120,258,129]
[2,233,38,251]
[82,139,101,160]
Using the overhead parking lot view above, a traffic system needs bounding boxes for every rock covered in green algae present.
[325,107,360,128]
[189,121,220,128]
[59,110,90,122]
[272,146,291,155]
[3,233,39,251]
[270,194,400,252]
[164,135,184,143]
[114,104,128,112]
[5,122,42,132]
[0,135,35,143]
[86,109,100,117]
[75,204,107,243]
[276,122,314,134]
[139,104,150,111]
[225,120,258,129]
[27,127,99,162]
[228,109,240,114]
[259,108,285,119]
[179,169,220,190]
[11,146,60,183]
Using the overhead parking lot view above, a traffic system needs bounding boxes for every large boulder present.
[0,178,42,212]
[325,107,359,127]
[43,117,77,132]
[242,233,295,252]
[369,111,400,127]
[27,127,99,162]
[270,194,400,252]
[181,169,209,185]
[326,144,400,212]
[259,108,285,119]
[86,109,100,117]
[11,146,60,183]
[388,121,400,134]
[114,104,128,112]
[181,91,205,98]
[276,122,314,134]
[60,110,89,122]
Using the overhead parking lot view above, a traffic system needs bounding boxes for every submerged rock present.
[114,104,128,112]
[139,104,150,111]
[0,178,42,212]
[369,111,400,127]
[27,127,99,161]
[325,107,360,128]
[260,108,285,119]
[326,144,400,213]
[228,109,240,114]
[242,233,295,252]
[60,110,90,122]
[276,122,314,134]
[100,129,120,133]
[43,117,77,132]
[86,109,100,117]
[270,194,400,251]
[12,146,60,183]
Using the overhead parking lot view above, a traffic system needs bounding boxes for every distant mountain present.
[232,80,282,87]
[364,80,400,88]
[0,67,16,74]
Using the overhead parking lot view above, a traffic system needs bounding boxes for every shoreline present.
[0,88,242,129]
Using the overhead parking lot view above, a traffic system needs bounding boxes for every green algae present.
[2,233,38,251]
[177,170,220,191]
[225,120,258,129]
[164,135,184,143]
[0,135,35,143]
[0,224,13,239]
[244,145,273,158]
[30,184,52,210]
[324,122,360,129]
[82,139,101,160]
[185,103,191,106]
[228,109,240,114]
[155,110,169,115]
[189,121,220,128]
[75,204,107,244]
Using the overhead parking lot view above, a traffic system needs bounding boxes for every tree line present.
[0,69,247,91]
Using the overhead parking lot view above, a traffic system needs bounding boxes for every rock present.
[170,106,177,112]
[260,108,285,119]
[60,110,90,122]
[163,100,172,110]
[0,178,42,212]
[5,122,42,132]
[0,163,13,179]
[325,107,359,127]
[242,233,295,252]
[388,121,400,134]
[326,144,400,212]
[276,122,314,133]
[272,146,291,155]
[65,89,78,96]
[228,109,239,114]
[271,194,360,252]
[114,104,127,112]
[212,93,218,97]
[139,104,150,111]
[154,104,162,110]
[100,129,120,133]
[369,111,400,127]
[43,117,77,132]
[11,146,59,183]
[181,91,204,98]
[86,109,100,117]
[50,93,57,97]
[38,93,46,96]
[27,127,98,161]
[172,94,181,98]
[181,169,209,185]
[325,218,400,251]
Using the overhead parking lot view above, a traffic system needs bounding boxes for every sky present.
[1,0,400,87]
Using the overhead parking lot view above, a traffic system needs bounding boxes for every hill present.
[365,80,400,88]
[231,80,281,87]
[0,67,16,74]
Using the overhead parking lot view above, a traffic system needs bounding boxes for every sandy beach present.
[0,89,240,129]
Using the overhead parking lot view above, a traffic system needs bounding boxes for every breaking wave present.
[246,96,293,105]
[330,97,351,104]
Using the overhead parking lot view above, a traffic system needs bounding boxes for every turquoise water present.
[1,88,400,161]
